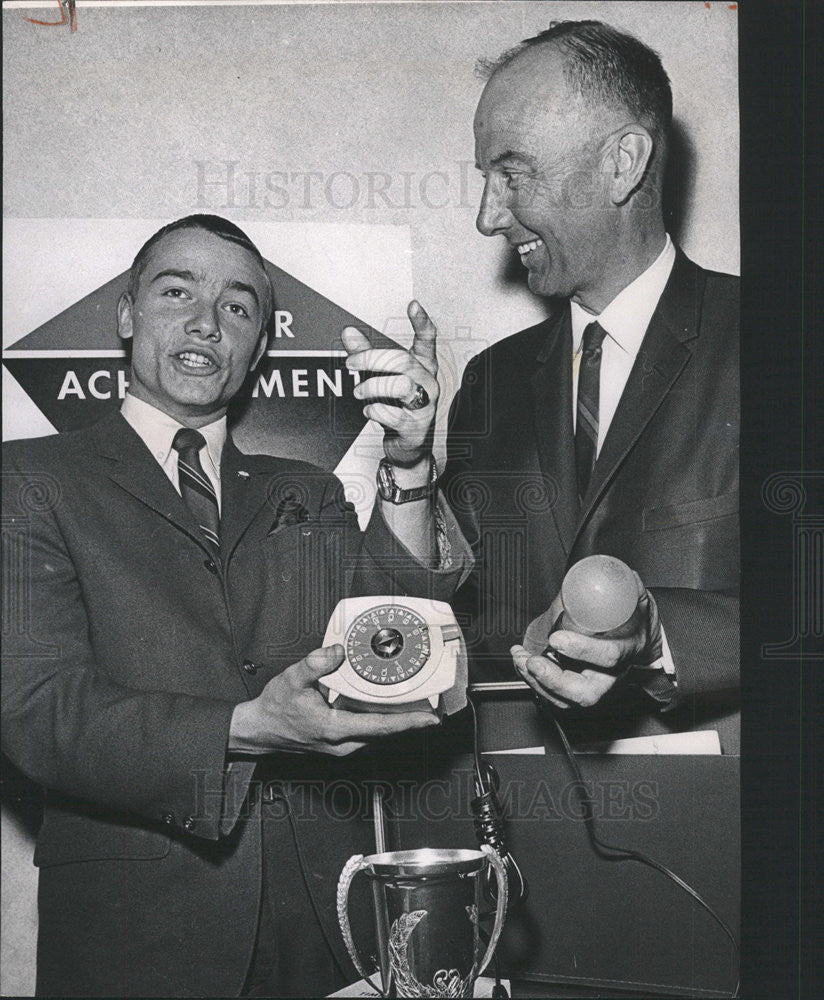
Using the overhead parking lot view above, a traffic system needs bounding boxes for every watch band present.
[377,456,438,504]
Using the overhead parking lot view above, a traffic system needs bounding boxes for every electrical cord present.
[468,691,529,907]
[543,704,741,999]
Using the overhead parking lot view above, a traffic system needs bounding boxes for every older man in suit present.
[1,215,468,997]
[345,20,738,748]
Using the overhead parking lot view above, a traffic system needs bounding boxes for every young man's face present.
[117,227,270,426]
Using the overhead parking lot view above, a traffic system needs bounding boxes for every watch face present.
[345,604,431,685]
[376,462,395,500]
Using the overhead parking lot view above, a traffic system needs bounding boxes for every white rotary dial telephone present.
[319,596,466,714]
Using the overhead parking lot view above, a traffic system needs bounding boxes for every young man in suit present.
[345,21,739,748]
[1,215,468,996]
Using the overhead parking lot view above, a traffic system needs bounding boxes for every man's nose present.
[184,303,221,340]
[476,176,512,237]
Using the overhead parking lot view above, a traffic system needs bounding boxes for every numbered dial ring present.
[345,605,431,685]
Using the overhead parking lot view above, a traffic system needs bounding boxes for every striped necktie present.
[575,321,607,500]
[172,427,220,554]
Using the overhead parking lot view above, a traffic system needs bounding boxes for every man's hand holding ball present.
[512,555,665,710]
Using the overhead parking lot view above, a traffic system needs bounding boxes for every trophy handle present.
[336,854,374,984]
[478,844,509,977]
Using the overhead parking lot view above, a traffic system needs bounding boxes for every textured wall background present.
[2,1,738,994]
[4,0,739,338]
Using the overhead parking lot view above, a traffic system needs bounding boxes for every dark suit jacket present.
[1,411,464,997]
[441,250,739,748]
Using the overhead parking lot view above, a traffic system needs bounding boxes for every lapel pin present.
[237,470,250,479]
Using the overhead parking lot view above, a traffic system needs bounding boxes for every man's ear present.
[117,292,134,342]
[607,127,654,205]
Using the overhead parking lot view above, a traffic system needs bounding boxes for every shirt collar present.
[570,234,676,354]
[120,393,227,472]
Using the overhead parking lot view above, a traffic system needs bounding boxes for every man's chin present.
[164,373,224,401]
[158,383,230,421]
[526,270,553,297]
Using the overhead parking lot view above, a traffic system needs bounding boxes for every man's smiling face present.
[117,227,271,427]
[474,44,615,309]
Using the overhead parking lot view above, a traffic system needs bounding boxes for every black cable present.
[545,707,740,999]
[468,692,529,905]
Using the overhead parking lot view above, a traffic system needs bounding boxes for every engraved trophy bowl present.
[337,846,508,998]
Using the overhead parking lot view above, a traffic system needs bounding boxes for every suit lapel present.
[219,437,276,560]
[530,307,579,556]
[93,412,208,549]
[577,250,700,529]
[94,413,276,561]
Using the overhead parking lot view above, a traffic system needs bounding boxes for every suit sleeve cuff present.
[219,759,257,837]
[150,699,250,842]
[361,495,474,598]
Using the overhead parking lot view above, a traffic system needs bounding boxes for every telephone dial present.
[319,596,466,714]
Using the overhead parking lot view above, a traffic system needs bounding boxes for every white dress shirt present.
[570,235,677,678]
[121,394,226,513]
[570,234,676,452]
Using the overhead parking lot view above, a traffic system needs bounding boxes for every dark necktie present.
[172,428,220,554]
[575,321,607,500]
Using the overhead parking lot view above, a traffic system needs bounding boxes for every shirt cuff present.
[633,623,678,707]
[362,494,474,599]
[433,492,474,586]
[630,622,676,676]
[434,497,453,570]
[657,623,677,676]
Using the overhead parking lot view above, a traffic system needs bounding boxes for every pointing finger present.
[408,300,438,364]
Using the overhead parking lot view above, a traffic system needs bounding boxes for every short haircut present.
[479,20,673,145]
[126,214,274,333]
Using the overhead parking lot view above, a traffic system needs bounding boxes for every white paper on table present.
[576,730,722,755]
[484,729,722,756]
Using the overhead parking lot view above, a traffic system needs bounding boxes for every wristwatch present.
[376,455,438,504]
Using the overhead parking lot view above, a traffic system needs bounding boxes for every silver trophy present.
[337,846,508,998]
